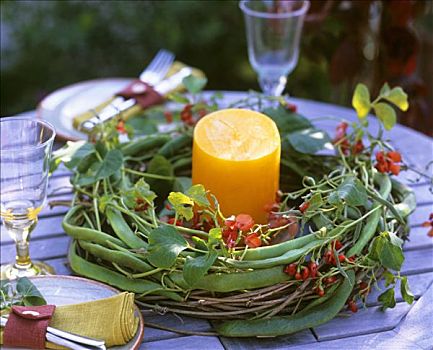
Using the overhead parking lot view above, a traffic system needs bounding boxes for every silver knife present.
[80,67,193,132]
[0,316,106,350]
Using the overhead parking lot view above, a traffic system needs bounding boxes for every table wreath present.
[52,81,420,337]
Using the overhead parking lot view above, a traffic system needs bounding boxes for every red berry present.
[348,256,356,263]
[333,240,343,250]
[316,287,325,297]
[308,261,318,278]
[295,272,302,280]
[352,140,364,154]
[284,263,297,276]
[338,254,346,263]
[325,276,337,285]
[116,120,127,134]
[375,161,389,173]
[359,282,369,295]
[387,151,402,163]
[285,102,297,113]
[235,214,255,232]
[225,218,236,230]
[389,162,401,176]
[376,151,385,162]
[348,300,358,313]
[302,266,310,280]
[244,233,262,248]
[299,201,310,213]
[164,111,173,123]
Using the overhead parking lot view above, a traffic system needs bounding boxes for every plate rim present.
[36,77,133,142]
[26,274,145,350]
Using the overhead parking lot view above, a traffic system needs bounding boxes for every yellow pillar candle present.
[192,108,281,223]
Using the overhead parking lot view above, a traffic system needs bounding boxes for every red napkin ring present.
[4,305,56,349]
[116,79,164,109]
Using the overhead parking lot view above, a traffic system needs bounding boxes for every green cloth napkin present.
[1,292,139,348]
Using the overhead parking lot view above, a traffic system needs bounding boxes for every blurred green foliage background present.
[1,0,432,134]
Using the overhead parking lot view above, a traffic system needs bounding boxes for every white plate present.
[3,275,144,350]
[37,78,132,141]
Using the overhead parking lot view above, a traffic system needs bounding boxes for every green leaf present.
[352,83,371,118]
[95,149,123,180]
[50,140,91,172]
[186,184,210,207]
[192,236,208,251]
[383,87,409,112]
[124,179,157,209]
[379,82,391,96]
[168,192,194,221]
[147,226,188,268]
[383,271,396,287]
[380,236,404,271]
[172,177,192,193]
[183,250,218,286]
[208,228,222,247]
[332,176,368,207]
[16,277,46,306]
[287,128,331,154]
[373,102,396,130]
[126,117,158,135]
[388,231,404,248]
[183,75,207,94]
[146,155,174,206]
[262,106,312,133]
[400,276,414,304]
[307,192,323,212]
[378,288,396,310]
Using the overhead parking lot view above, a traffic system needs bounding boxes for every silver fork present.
[96,49,175,117]
[139,49,175,86]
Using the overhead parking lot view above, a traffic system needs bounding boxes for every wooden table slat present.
[140,313,213,343]
[393,283,433,349]
[312,302,412,341]
[219,329,317,350]
[139,335,224,350]
[401,248,433,276]
[285,330,423,350]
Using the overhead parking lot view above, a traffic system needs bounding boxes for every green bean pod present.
[173,157,192,171]
[215,270,355,337]
[62,206,127,248]
[391,179,416,218]
[347,174,392,257]
[68,241,182,301]
[78,240,153,272]
[121,134,171,156]
[157,134,192,158]
[232,233,319,261]
[170,265,290,292]
[106,206,147,249]
[223,240,324,269]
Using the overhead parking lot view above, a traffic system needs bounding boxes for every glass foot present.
[1,261,55,280]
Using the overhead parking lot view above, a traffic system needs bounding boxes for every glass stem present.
[258,75,287,96]
[15,233,31,267]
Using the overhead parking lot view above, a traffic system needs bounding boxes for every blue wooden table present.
[1,93,432,349]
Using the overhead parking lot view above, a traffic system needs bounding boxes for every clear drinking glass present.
[240,0,310,96]
[0,117,56,279]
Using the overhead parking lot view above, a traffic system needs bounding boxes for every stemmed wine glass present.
[240,0,310,96]
[0,117,56,279]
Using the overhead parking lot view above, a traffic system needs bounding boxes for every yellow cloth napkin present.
[72,61,206,131]
[0,292,139,348]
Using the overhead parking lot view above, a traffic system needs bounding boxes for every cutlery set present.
[78,49,192,132]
